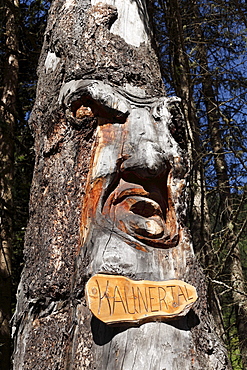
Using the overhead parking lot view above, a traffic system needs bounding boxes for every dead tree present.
[12,1,231,369]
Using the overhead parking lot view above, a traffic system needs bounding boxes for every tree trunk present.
[0,0,19,368]
[12,1,230,369]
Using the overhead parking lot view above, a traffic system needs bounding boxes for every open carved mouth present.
[102,178,179,248]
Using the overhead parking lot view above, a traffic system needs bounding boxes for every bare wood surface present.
[86,274,197,324]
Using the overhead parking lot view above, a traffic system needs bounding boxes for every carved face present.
[60,80,187,274]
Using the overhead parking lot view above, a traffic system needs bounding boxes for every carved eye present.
[69,95,128,126]
[73,104,94,119]
[71,96,96,119]
[60,80,130,127]
[63,98,96,132]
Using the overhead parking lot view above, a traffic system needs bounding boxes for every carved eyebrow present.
[58,79,181,120]
[59,79,130,118]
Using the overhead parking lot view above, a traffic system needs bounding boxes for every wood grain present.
[86,274,197,324]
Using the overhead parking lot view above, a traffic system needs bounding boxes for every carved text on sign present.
[86,274,197,324]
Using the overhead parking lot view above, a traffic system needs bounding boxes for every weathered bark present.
[0,0,19,368]
[13,1,230,369]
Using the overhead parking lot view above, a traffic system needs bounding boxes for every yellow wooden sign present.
[86,274,197,324]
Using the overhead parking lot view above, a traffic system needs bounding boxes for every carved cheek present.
[91,124,123,180]
[80,123,124,243]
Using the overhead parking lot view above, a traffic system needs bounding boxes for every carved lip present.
[115,195,166,239]
[102,179,178,247]
[102,179,162,217]
[111,180,150,205]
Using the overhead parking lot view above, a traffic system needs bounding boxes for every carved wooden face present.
[60,80,188,277]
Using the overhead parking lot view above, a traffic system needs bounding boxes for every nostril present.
[120,156,167,180]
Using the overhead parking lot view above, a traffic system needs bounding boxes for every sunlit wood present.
[86,274,197,324]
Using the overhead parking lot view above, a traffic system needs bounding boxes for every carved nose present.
[120,149,166,179]
[120,108,166,178]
